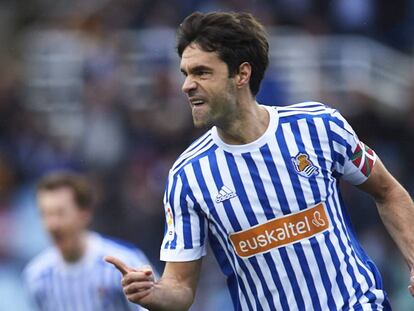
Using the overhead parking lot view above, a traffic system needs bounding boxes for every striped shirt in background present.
[23,232,151,311]
[160,102,390,311]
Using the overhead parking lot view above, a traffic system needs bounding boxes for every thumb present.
[104,256,132,276]
[141,265,154,277]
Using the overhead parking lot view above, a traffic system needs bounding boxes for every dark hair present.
[177,11,269,95]
[37,172,94,210]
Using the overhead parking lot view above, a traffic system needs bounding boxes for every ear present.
[235,62,252,89]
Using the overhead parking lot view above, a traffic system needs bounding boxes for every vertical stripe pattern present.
[23,233,150,311]
[160,102,390,310]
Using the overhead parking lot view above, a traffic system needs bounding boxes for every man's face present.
[37,187,90,258]
[180,43,238,128]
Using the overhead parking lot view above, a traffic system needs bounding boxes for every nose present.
[182,76,197,94]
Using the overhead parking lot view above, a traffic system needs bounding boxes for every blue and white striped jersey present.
[23,232,151,311]
[160,102,391,311]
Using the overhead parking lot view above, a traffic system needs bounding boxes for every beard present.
[191,81,238,129]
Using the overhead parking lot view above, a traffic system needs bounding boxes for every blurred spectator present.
[329,0,375,33]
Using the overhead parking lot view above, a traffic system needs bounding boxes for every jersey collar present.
[211,105,279,154]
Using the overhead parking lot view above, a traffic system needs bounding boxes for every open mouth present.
[189,98,205,107]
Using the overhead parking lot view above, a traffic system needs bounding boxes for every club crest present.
[291,152,319,178]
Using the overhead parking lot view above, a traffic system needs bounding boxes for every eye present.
[195,69,211,78]
[196,70,206,75]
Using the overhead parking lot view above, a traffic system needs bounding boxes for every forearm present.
[376,183,414,268]
[145,276,195,311]
[135,261,202,311]
[105,257,200,310]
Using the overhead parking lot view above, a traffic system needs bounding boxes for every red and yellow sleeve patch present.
[351,142,377,177]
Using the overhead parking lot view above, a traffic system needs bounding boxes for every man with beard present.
[24,171,153,311]
[106,11,414,311]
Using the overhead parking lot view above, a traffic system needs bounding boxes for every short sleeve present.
[160,170,208,262]
[328,110,377,185]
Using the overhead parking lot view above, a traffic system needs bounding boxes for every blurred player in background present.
[23,171,153,311]
[105,11,414,310]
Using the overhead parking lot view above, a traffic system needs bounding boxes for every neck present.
[216,99,269,145]
[62,232,88,263]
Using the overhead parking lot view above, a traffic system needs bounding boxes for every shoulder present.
[23,248,57,283]
[169,129,217,178]
[94,233,151,267]
[277,101,337,121]
[277,101,355,138]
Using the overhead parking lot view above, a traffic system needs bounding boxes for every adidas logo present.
[215,186,237,203]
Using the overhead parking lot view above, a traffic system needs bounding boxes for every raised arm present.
[105,256,202,311]
[357,159,414,295]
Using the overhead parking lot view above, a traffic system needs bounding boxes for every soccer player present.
[23,172,153,311]
[105,12,414,310]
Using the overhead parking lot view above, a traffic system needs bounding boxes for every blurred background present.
[0,0,413,310]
